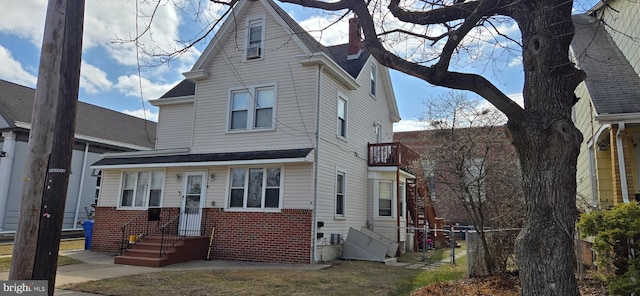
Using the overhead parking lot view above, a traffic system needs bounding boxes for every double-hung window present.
[229,167,281,209]
[120,171,164,208]
[370,64,377,97]
[336,172,345,216]
[378,181,392,217]
[246,19,264,60]
[229,85,276,131]
[337,96,347,138]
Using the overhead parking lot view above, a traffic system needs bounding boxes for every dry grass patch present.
[0,239,85,256]
[65,260,423,296]
[0,256,81,272]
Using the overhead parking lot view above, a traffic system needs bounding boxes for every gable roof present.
[571,14,640,115]
[0,80,157,149]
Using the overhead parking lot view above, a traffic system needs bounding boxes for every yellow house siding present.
[601,0,640,76]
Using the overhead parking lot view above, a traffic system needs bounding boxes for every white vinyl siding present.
[155,102,194,149]
[189,3,316,154]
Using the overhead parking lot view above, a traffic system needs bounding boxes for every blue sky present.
[0,0,599,132]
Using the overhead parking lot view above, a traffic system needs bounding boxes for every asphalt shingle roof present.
[571,14,640,115]
[0,80,157,149]
[93,148,313,166]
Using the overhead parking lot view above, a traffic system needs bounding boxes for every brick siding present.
[92,207,313,264]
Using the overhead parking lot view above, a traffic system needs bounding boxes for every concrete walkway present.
[1,250,330,295]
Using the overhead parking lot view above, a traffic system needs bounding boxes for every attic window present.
[246,19,264,60]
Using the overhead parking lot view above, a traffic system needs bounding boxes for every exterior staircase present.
[114,234,209,267]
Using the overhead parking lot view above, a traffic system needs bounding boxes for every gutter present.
[616,121,629,203]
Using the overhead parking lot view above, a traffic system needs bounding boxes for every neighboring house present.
[90,0,431,266]
[571,0,640,210]
[0,79,156,233]
[394,127,522,228]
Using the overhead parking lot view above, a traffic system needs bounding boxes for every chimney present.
[347,17,362,59]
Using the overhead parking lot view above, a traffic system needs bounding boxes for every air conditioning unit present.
[246,46,261,59]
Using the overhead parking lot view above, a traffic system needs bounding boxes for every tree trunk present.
[510,2,584,295]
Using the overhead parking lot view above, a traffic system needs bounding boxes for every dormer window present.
[246,19,264,60]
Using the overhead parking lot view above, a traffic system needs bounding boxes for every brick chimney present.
[347,17,362,59]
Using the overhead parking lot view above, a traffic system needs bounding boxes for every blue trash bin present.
[82,220,94,250]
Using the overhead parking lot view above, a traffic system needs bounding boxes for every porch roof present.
[91,148,314,169]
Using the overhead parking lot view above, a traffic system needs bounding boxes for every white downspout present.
[311,64,323,263]
[588,143,598,208]
[0,131,16,231]
[73,143,90,228]
[616,121,629,203]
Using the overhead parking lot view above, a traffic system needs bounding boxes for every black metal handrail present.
[158,208,206,258]
[119,208,164,255]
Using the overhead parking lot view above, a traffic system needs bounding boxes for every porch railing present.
[158,208,208,258]
[368,142,420,171]
[119,208,164,255]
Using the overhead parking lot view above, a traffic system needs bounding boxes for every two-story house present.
[90,0,432,266]
[571,0,640,210]
[0,79,156,235]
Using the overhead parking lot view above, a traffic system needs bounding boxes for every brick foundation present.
[93,207,313,264]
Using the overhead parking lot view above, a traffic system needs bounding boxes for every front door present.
[179,172,207,236]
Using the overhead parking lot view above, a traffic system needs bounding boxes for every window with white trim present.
[246,19,264,60]
[229,85,275,131]
[370,64,377,96]
[120,171,164,208]
[378,181,392,217]
[229,167,281,209]
[336,171,345,216]
[337,96,347,138]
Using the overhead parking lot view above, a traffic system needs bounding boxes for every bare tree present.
[128,0,590,294]
[420,91,523,276]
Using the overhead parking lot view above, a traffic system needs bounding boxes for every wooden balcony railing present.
[368,142,420,172]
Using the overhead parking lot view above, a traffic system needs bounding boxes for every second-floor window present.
[337,96,347,138]
[370,64,377,97]
[229,85,275,131]
[120,171,164,208]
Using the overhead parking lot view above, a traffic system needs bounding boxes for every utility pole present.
[32,1,85,294]
[9,1,85,292]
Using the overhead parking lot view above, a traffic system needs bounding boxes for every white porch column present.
[0,131,17,231]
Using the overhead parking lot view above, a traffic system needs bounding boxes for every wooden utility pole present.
[32,1,85,294]
[9,0,85,290]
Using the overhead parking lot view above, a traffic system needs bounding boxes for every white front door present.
[179,172,207,236]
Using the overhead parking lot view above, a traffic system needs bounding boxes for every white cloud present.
[0,45,37,86]
[298,15,348,46]
[123,108,159,122]
[0,1,46,45]
[508,56,523,67]
[393,119,428,132]
[80,62,113,95]
[114,75,177,100]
